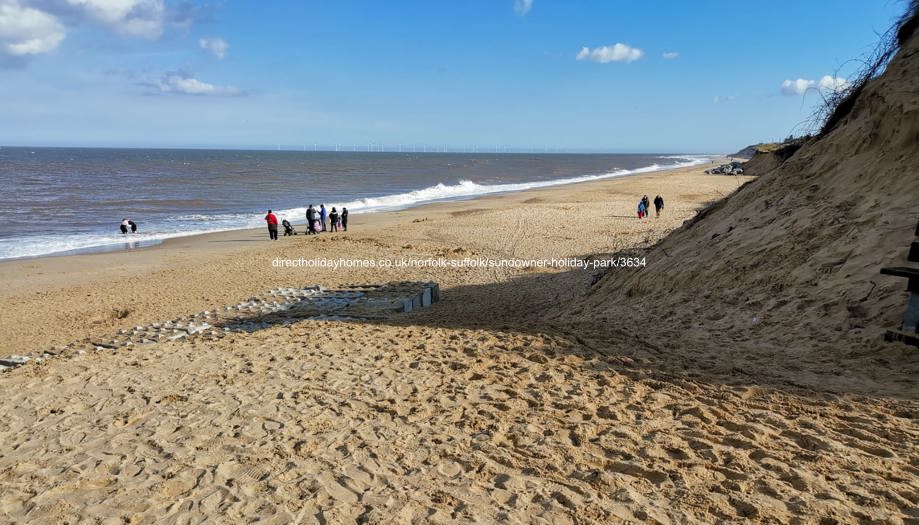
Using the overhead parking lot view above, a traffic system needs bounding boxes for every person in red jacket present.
[264,210,279,240]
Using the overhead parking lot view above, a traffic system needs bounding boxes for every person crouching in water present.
[653,194,664,218]
[120,218,129,234]
[341,207,349,231]
[265,209,279,240]
[128,219,137,233]
[329,207,340,232]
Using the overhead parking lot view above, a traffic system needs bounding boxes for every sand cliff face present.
[568,14,919,395]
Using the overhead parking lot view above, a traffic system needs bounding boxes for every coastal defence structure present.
[0,281,441,372]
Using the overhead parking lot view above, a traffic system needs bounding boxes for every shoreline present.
[0,159,737,353]
[0,155,716,262]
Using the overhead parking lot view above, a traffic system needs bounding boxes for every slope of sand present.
[568,12,919,398]
[1,155,916,524]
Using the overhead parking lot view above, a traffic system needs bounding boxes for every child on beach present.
[329,207,340,232]
[310,205,322,233]
[637,200,647,219]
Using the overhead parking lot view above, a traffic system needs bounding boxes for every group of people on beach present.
[305,204,348,234]
[264,204,349,240]
[637,194,665,219]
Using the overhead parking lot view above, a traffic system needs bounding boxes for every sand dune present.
[567,10,919,398]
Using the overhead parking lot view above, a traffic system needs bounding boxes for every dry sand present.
[0,162,916,524]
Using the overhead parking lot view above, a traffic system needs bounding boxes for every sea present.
[0,148,710,260]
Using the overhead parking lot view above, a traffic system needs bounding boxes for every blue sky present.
[0,0,908,152]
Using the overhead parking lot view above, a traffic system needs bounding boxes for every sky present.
[0,0,909,153]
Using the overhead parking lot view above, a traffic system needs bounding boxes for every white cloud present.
[817,75,849,93]
[576,42,643,64]
[199,36,227,59]
[713,95,737,104]
[513,0,532,16]
[781,75,849,96]
[781,78,814,96]
[0,0,66,57]
[0,0,181,65]
[154,71,240,96]
[65,0,166,39]
[662,51,679,59]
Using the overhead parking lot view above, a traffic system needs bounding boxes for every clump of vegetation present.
[815,1,919,135]
[756,136,809,159]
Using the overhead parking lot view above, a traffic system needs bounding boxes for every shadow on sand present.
[317,254,917,400]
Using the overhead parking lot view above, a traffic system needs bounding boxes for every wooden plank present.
[885,329,919,347]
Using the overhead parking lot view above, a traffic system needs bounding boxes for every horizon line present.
[0,144,726,156]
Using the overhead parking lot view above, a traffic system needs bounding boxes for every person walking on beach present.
[319,204,329,231]
[265,209,279,240]
[120,218,130,235]
[341,207,349,231]
[637,199,647,219]
[642,195,650,216]
[306,205,317,235]
[329,207,340,232]
[653,194,664,218]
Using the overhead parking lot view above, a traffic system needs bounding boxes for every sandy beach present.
[0,161,739,355]
[1,160,916,524]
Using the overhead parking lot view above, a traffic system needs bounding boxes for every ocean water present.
[0,148,709,260]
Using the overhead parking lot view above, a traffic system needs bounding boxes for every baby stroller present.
[282,219,297,236]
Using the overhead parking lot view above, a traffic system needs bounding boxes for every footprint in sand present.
[58,429,87,447]
[237,462,273,482]
[436,460,463,478]
[262,419,283,433]
[198,487,229,513]
[318,472,359,504]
